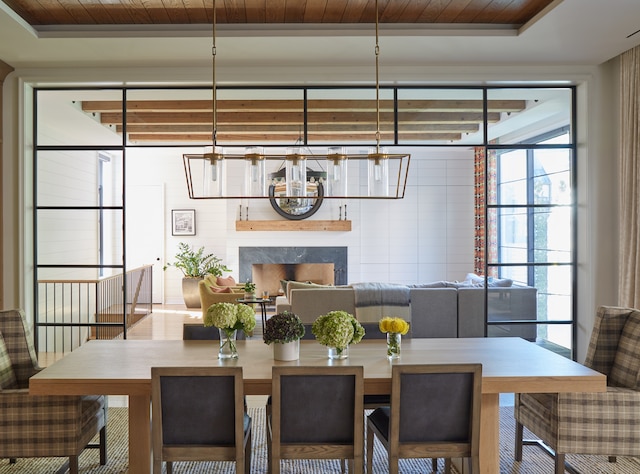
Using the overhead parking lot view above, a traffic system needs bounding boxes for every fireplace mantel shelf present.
[235,220,351,232]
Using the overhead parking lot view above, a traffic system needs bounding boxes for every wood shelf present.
[235,220,351,232]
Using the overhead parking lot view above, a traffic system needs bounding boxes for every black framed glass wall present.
[32,84,577,357]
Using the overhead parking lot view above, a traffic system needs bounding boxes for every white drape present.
[618,45,640,307]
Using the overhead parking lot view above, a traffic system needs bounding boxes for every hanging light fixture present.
[183,0,410,201]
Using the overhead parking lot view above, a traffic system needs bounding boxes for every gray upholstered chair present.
[151,366,252,474]
[267,365,364,474]
[515,305,640,473]
[0,309,107,473]
[366,363,483,474]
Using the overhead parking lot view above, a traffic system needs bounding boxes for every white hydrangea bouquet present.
[312,310,365,358]
[204,302,257,358]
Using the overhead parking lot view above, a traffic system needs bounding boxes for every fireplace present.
[239,247,347,296]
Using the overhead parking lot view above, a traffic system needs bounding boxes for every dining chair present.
[151,366,252,474]
[366,363,483,474]
[267,365,364,474]
[514,305,640,474]
[0,308,107,474]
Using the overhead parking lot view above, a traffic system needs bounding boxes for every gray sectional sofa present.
[275,284,538,341]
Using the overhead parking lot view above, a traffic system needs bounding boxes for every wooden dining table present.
[30,337,606,474]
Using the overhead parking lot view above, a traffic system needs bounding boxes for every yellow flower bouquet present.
[378,316,410,335]
[379,316,410,359]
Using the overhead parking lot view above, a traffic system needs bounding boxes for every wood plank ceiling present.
[3,1,557,26]
[6,0,552,144]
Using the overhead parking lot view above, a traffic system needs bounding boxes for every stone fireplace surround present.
[239,247,348,294]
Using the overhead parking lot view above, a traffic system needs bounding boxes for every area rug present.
[2,407,640,473]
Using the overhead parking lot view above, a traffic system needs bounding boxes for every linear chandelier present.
[183,0,410,201]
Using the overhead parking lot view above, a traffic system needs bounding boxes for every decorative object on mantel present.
[379,316,410,360]
[163,242,230,308]
[263,311,305,361]
[181,0,410,211]
[204,302,256,359]
[242,280,256,300]
[312,310,365,360]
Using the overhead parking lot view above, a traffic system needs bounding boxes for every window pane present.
[37,150,123,207]
[486,88,573,145]
[396,88,484,145]
[37,89,123,147]
[307,88,392,145]
[37,209,123,267]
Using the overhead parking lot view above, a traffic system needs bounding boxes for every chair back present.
[0,309,40,383]
[270,365,364,466]
[151,366,249,469]
[584,306,640,377]
[391,364,482,455]
[182,324,246,340]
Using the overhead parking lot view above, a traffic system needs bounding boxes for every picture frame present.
[171,209,196,236]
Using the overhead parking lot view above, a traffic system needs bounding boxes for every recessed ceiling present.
[1,0,640,70]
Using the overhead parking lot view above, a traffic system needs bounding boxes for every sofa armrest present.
[275,296,291,314]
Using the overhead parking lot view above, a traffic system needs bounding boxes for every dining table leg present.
[479,393,500,473]
[128,394,152,473]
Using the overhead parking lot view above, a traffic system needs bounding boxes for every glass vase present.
[387,332,401,360]
[218,328,238,359]
[328,345,349,360]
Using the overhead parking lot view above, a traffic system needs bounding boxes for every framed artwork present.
[171,209,196,236]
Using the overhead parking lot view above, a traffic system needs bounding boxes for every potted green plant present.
[164,242,230,308]
[312,310,365,360]
[243,280,257,300]
[263,311,305,361]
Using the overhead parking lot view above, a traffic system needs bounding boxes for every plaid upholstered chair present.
[515,305,640,474]
[0,309,107,473]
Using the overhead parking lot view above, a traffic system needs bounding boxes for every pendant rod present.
[375,0,381,154]
[212,0,218,147]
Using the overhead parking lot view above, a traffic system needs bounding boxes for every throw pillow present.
[210,286,233,293]
[216,276,237,287]
[609,310,640,388]
[489,278,513,287]
[0,333,18,390]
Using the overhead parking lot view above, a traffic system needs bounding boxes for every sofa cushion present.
[216,276,237,287]
[0,333,18,390]
[286,281,333,301]
[409,282,447,288]
[609,310,640,388]
[210,286,233,294]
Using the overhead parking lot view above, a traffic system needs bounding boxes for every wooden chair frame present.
[151,366,251,474]
[268,365,364,474]
[366,363,482,474]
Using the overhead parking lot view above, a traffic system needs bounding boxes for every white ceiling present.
[1,0,640,71]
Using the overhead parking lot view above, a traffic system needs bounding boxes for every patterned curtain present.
[618,45,640,306]
[474,146,497,277]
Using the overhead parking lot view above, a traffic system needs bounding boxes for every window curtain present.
[474,146,497,277]
[619,45,640,307]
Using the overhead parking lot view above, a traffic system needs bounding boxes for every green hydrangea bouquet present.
[312,310,365,357]
[204,302,257,358]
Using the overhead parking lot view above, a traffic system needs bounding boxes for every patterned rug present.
[2,407,640,473]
